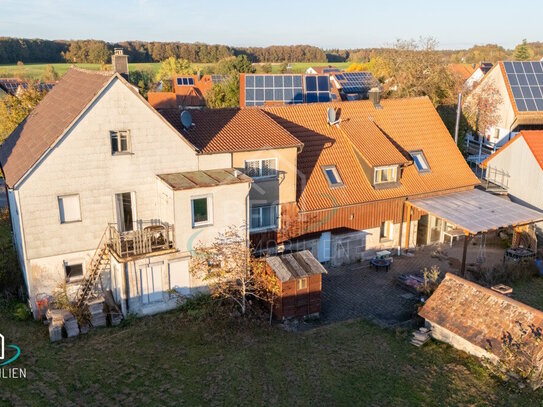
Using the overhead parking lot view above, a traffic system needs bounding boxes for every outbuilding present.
[266,250,327,319]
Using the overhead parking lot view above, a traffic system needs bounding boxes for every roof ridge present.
[69,66,116,76]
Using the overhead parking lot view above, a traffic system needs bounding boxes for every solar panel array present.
[333,72,379,97]
[211,74,228,83]
[244,74,305,106]
[176,77,195,86]
[503,61,543,112]
[0,79,54,95]
[243,74,333,106]
[304,75,331,103]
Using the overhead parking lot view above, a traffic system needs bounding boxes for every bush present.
[12,302,31,321]
[472,261,539,287]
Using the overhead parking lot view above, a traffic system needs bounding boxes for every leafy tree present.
[155,57,195,82]
[206,75,240,108]
[463,80,503,138]
[128,69,154,98]
[514,39,533,61]
[190,226,278,316]
[261,63,272,73]
[215,55,255,75]
[88,42,111,64]
[278,62,288,73]
[40,64,59,82]
[0,87,46,143]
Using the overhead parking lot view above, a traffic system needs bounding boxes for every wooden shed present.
[266,250,327,319]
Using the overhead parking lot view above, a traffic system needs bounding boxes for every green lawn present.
[512,275,543,311]
[0,62,352,80]
[1,308,542,405]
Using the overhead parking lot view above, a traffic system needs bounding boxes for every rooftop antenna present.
[180,110,193,130]
[327,107,341,126]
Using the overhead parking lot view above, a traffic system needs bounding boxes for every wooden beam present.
[460,231,473,277]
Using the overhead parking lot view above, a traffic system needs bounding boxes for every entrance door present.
[318,232,331,262]
[115,192,136,232]
[169,260,191,296]
[416,215,429,246]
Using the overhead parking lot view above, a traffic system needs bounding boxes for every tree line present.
[0,37,327,64]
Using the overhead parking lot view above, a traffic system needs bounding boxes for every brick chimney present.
[112,48,129,79]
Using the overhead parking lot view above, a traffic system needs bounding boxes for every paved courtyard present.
[313,237,508,328]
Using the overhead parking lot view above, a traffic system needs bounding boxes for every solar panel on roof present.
[243,74,304,106]
[334,71,380,98]
[304,75,331,103]
[503,61,543,112]
[211,74,227,83]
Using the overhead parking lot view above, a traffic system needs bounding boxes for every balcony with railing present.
[108,221,176,260]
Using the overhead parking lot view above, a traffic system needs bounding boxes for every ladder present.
[75,227,111,308]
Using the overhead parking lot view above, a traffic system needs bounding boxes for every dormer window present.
[322,165,343,187]
[374,166,397,185]
[410,151,430,172]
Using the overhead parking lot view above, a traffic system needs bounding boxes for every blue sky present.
[1,0,542,49]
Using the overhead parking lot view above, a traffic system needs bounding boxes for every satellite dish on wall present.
[327,107,340,125]
[180,110,193,129]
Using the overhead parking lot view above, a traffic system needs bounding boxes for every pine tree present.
[513,39,533,61]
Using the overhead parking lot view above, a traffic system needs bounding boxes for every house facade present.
[0,68,252,317]
[464,61,543,157]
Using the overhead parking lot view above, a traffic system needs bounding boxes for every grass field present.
[2,306,542,405]
[0,62,351,80]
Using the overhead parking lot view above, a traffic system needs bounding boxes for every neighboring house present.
[147,74,228,109]
[0,78,55,96]
[483,130,543,228]
[305,66,341,75]
[419,273,543,374]
[448,62,493,90]
[464,61,543,157]
[0,67,252,318]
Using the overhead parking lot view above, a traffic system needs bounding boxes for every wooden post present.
[460,232,472,277]
[404,202,412,251]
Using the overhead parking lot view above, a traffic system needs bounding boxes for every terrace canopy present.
[407,188,543,272]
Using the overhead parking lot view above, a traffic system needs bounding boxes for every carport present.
[404,189,543,274]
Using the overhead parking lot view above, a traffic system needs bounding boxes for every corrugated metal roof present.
[157,168,252,191]
[409,188,543,234]
[266,250,327,282]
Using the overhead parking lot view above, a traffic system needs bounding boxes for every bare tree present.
[463,80,503,139]
[190,226,278,316]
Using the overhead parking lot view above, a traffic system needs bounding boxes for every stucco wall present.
[17,78,200,263]
[232,147,298,206]
[171,182,250,254]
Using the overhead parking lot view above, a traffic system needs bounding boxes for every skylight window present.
[322,165,343,187]
[410,151,430,172]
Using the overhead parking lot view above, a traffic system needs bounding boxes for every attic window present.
[322,165,343,187]
[374,166,397,185]
[176,77,195,86]
[410,151,430,172]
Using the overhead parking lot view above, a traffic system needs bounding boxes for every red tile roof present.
[419,273,543,364]
[484,130,543,170]
[448,64,476,81]
[0,68,115,188]
[159,108,303,154]
[264,98,479,212]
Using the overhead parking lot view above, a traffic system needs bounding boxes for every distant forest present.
[1,37,543,65]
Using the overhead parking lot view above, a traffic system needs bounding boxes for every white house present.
[0,66,253,317]
[483,130,543,232]
[464,61,543,157]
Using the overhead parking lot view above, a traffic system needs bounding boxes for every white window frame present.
[64,260,84,283]
[322,165,343,187]
[297,278,307,290]
[191,194,213,228]
[110,130,131,155]
[250,204,278,231]
[374,165,398,185]
[410,150,430,173]
[244,158,278,179]
[58,194,82,224]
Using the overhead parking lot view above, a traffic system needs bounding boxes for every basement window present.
[410,151,430,173]
[65,261,84,281]
[111,130,131,155]
[322,165,343,187]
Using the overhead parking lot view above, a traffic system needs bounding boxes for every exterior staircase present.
[75,227,111,307]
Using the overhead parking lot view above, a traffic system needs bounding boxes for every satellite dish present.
[180,110,192,129]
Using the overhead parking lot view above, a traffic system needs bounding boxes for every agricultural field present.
[0,62,351,80]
